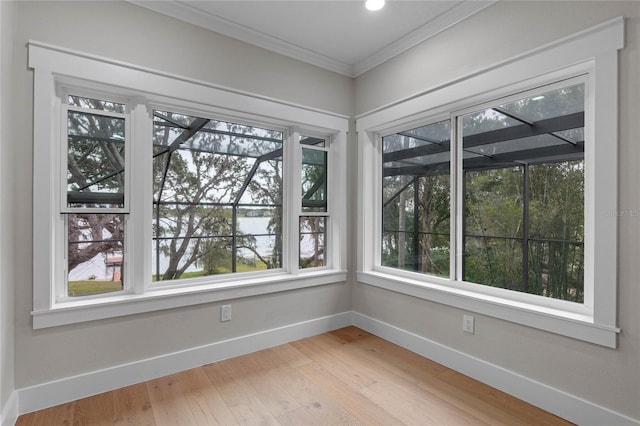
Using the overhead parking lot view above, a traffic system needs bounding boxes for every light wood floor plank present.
[226,352,303,418]
[173,368,238,426]
[146,375,198,426]
[16,326,574,426]
[269,342,312,368]
[203,359,281,425]
[112,382,156,426]
[71,391,116,426]
[15,401,75,426]
[297,361,404,425]
[290,338,376,391]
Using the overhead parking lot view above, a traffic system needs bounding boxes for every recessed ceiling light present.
[365,0,385,11]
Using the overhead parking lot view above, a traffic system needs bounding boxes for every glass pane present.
[153,236,233,280]
[464,168,523,240]
[154,111,283,158]
[464,236,524,291]
[300,135,325,147]
[237,207,283,271]
[300,216,326,268]
[382,120,450,277]
[67,110,125,209]
[302,148,327,212]
[152,110,283,282]
[461,83,585,301]
[528,240,584,302]
[67,213,124,296]
[497,84,584,122]
[68,95,126,113]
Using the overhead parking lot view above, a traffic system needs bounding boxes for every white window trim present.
[356,17,623,348]
[29,41,348,329]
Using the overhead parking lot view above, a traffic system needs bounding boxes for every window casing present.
[356,17,623,347]
[30,43,348,328]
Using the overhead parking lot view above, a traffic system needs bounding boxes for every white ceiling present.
[131,0,495,77]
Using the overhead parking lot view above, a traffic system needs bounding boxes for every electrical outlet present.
[463,314,475,334]
[221,305,232,322]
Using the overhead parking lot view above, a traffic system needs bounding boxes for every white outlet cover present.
[463,314,475,334]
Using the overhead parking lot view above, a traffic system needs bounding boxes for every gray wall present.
[0,0,16,414]
[12,1,353,389]
[353,1,640,420]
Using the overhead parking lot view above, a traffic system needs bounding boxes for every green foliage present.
[152,113,284,281]
[381,83,585,302]
[68,280,123,296]
[382,173,450,277]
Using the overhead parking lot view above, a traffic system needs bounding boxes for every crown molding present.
[129,1,495,78]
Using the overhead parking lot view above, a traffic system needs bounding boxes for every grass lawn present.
[68,280,123,296]
[165,261,268,279]
[70,262,269,294]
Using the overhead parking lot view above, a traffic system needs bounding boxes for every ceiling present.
[131,0,495,77]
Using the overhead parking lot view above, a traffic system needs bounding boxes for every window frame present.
[148,105,289,285]
[298,131,331,270]
[29,42,348,329]
[356,17,623,347]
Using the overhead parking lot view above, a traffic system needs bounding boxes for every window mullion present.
[130,101,152,294]
[454,115,464,282]
[286,128,302,274]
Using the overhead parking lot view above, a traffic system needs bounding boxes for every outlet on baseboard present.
[221,305,232,322]
[463,314,475,334]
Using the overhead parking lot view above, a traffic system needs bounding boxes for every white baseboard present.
[352,312,640,426]
[0,391,18,426]
[12,311,639,426]
[17,311,352,416]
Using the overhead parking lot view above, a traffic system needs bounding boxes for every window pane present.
[461,83,584,302]
[67,110,125,209]
[464,236,523,290]
[67,95,126,113]
[300,216,326,268]
[152,111,283,281]
[67,213,124,296]
[382,120,450,277]
[301,148,327,212]
[300,135,326,147]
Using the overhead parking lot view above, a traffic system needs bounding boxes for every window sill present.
[357,270,619,348]
[32,270,347,329]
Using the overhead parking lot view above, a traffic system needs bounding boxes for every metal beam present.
[383,177,416,208]
[463,112,583,148]
[232,148,283,206]
[67,191,124,205]
[383,112,584,164]
[384,141,584,177]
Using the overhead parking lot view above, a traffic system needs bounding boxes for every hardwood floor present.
[16,326,573,425]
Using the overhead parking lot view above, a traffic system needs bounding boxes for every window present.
[62,93,130,298]
[30,42,347,328]
[460,83,585,302]
[357,18,623,347]
[381,82,586,303]
[382,119,451,277]
[300,135,329,269]
[152,111,284,281]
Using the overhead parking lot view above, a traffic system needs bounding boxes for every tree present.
[153,113,283,280]
[67,213,124,272]
[381,83,585,302]
[66,98,126,280]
